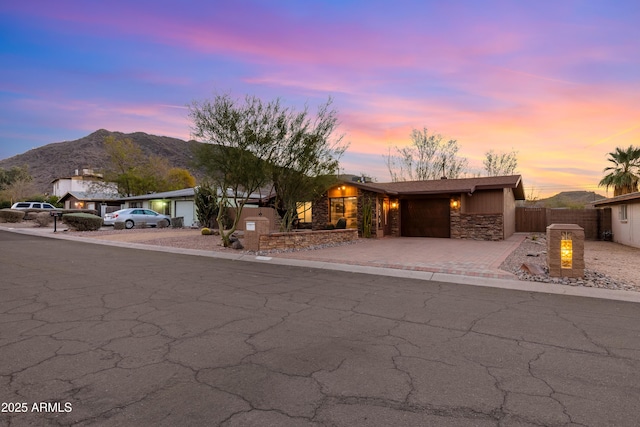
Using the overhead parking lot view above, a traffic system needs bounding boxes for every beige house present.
[312,175,525,241]
[593,192,640,248]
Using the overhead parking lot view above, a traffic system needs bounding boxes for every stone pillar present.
[244,217,270,251]
[546,224,585,278]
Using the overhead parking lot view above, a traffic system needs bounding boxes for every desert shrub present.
[24,212,40,221]
[134,221,147,229]
[62,213,103,231]
[157,219,169,228]
[114,222,126,230]
[325,223,335,230]
[201,227,212,235]
[335,217,347,229]
[34,212,53,227]
[0,209,25,223]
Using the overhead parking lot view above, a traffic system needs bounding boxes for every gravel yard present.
[500,233,639,292]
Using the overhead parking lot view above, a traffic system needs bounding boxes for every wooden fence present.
[515,207,611,240]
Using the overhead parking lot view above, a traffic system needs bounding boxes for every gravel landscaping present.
[500,233,639,292]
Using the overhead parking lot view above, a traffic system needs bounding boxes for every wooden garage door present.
[401,198,450,238]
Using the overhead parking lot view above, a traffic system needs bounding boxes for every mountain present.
[529,191,607,208]
[0,129,203,194]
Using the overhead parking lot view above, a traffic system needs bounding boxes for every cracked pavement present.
[1,230,640,426]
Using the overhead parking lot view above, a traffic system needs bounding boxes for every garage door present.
[175,201,195,227]
[401,198,450,238]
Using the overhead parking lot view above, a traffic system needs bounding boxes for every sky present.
[1,1,639,197]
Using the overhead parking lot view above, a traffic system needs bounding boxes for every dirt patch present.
[584,240,639,287]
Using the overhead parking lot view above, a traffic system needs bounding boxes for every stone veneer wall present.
[451,213,504,241]
[258,229,358,251]
[312,193,330,230]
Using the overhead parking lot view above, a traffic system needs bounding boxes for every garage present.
[400,198,450,238]
[175,200,195,227]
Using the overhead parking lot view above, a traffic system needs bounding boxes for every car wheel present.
[125,220,134,229]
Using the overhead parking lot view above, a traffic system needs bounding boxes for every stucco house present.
[52,168,117,198]
[593,192,640,248]
[312,175,525,241]
[118,186,277,228]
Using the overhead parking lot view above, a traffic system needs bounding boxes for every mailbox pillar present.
[244,217,270,251]
[546,224,585,278]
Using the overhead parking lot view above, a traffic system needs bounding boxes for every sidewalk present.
[3,224,640,304]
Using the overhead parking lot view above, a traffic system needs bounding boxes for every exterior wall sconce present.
[391,201,398,209]
[451,199,459,209]
[560,232,573,269]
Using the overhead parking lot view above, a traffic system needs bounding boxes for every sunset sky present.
[1,1,639,197]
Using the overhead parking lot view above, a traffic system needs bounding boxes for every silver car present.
[104,208,170,229]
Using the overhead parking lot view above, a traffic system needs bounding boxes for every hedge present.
[0,209,26,223]
[62,213,103,231]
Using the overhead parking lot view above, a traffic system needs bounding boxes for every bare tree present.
[483,149,518,176]
[385,127,468,181]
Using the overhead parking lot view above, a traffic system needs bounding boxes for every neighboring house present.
[118,187,277,229]
[58,191,122,216]
[52,168,118,198]
[593,192,640,248]
[312,175,525,241]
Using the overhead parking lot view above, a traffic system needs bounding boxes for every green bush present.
[114,222,126,230]
[335,217,347,229]
[201,227,212,235]
[157,219,169,228]
[62,213,103,231]
[325,223,335,230]
[0,209,25,223]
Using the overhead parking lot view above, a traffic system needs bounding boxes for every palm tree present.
[599,145,640,196]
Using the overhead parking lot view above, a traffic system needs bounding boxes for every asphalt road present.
[1,230,640,426]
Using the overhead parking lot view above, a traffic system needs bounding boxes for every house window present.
[330,196,357,228]
[129,202,142,208]
[150,200,171,215]
[297,202,312,224]
[619,204,628,221]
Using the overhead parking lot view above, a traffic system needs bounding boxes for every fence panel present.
[516,207,547,232]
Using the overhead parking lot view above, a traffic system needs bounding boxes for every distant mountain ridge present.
[0,129,203,194]
[531,191,606,208]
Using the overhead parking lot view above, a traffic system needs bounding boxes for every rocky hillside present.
[531,191,606,208]
[0,129,203,194]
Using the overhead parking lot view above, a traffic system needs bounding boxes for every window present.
[330,196,357,228]
[150,200,170,215]
[619,204,628,221]
[297,202,312,224]
[129,202,142,208]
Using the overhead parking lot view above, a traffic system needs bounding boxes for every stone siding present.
[312,193,330,230]
[258,229,358,251]
[452,213,504,241]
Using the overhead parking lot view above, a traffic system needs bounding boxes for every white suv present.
[11,202,58,210]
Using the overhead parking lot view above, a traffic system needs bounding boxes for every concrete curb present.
[4,225,640,304]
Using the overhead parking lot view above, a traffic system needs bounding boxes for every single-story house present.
[58,191,122,216]
[312,175,525,241]
[118,186,277,229]
[593,192,640,248]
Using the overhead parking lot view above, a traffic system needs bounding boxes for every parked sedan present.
[104,209,170,229]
